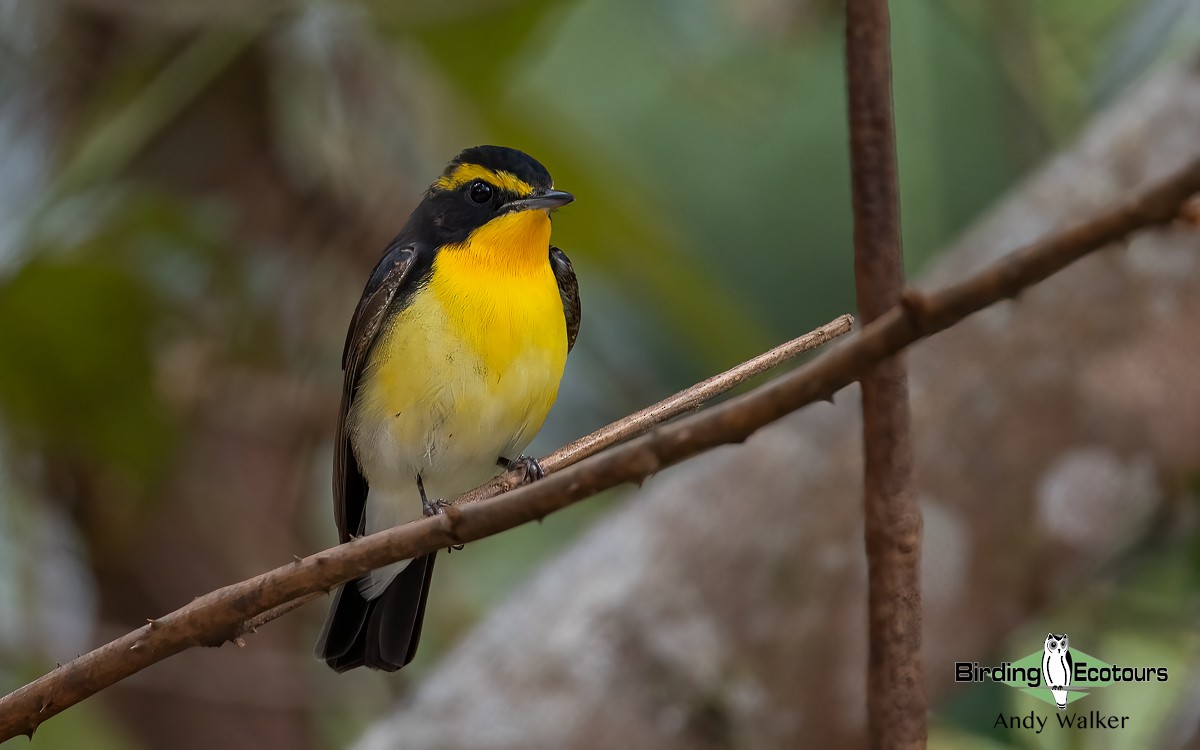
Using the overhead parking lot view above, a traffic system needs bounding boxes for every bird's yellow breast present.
[352,210,567,483]
[426,209,567,378]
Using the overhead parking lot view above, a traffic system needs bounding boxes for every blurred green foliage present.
[0,256,166,474]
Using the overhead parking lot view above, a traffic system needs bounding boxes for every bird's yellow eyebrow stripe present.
[434,164,535,196]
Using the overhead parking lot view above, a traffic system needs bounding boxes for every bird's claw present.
[421,497,465,551]
[421,496,450,518]
[500,454,545,484]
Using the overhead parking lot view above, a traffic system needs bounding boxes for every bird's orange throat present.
[441,209,554,277]
[422,207,566,378]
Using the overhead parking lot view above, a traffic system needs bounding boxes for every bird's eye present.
[468,180,493,204]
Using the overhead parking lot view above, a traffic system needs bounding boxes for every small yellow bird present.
[315,146,579,672]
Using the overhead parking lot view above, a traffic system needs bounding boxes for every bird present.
[314,146,580,672]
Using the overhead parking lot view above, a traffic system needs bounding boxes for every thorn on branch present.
[146,618,160,630]
[634,447,664,480]
[292,555,303,563]
[129,642,145,653]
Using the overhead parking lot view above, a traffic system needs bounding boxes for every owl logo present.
[1042,633,1072,709]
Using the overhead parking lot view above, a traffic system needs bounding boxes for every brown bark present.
[353,59,1200,750]
[844,1,924,746]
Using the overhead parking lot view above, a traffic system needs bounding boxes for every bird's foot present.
[421,495,451,518]
[498,454,545,484]
[418,476,464,551]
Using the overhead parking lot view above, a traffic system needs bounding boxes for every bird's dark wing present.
[334,240,430,542]
[550,246,580,353]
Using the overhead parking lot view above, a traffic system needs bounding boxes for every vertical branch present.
[844,0,926,747]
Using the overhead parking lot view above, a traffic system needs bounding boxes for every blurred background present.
[1,0,1198,748]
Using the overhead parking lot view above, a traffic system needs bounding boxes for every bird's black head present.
[449,146,554,192]
[407,146,573,247]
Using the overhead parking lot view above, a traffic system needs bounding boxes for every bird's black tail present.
[314,552,437,672]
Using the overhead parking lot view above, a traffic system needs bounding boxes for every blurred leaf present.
[54,25,256,198]
[897,0,1039,265]
[400,0,564,95]
[0,257,173,480]
[1093,0,1192,104]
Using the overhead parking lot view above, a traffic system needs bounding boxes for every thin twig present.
[845,0,925,747]
[1,157,1197,740]
[199,317,853,635]
[548,315,855,471]
[235,593,323,638]
[460,315,855,503]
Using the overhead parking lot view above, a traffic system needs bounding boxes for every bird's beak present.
[504,189,575,213]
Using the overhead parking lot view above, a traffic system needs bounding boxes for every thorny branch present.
[0,316,852,739]
[0,157,1198,741]
[844,0,925,746]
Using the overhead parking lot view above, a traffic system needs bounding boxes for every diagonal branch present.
[1,157,1198,741]
[0,316,852,739]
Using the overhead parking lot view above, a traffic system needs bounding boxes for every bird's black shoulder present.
[333,237,434,541]
[550,246,580,353]
[340,239,434,368]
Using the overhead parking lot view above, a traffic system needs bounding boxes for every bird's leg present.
[417,474,440,517]
[418,474,462,551]
[497,454,545,484]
